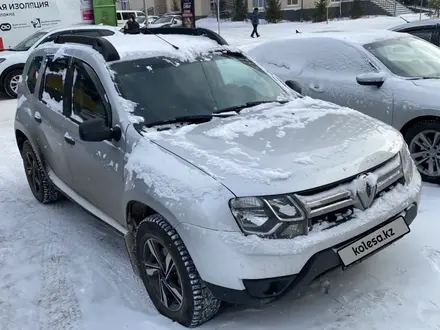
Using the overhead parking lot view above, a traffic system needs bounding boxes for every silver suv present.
[14,28,422,327]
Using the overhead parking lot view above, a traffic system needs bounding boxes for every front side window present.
[40,57,69,112]
[12,31,47,51]
[407,29,433,42]
[26,56,43,94]
[110,53,290,130]
[365,36,440,78]
[153,16,173,24]
[71,62,108,124]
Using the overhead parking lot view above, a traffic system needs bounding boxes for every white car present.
[0,24,121,98]
[148,15,182,28]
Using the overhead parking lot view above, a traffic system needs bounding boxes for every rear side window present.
[26,56,43,94]
[117,12,122,20]
[99,30,115,36]
[40,57,70,111]
[70,30,103,37]
[121,12,131,19]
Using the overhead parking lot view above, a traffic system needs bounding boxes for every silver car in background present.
[246,30,440,183]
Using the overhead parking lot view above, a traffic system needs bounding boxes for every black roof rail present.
[54,35,120,62]
[123,27,229,46]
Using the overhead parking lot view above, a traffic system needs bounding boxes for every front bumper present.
[205,203,418,305]
[175,167,421,304]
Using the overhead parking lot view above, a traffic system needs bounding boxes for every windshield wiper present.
[407,76,440,80]
[145,113,234,128]
[214,100,288,114]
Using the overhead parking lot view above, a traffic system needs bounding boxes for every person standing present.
[251,8,260,38]
[124,14,140,31]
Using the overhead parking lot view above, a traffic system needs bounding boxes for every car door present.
[34,54,74,185]
[62,58,125,221]
[298,40,393,125]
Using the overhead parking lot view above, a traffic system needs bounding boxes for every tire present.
[3,69,22,99]
[404,119,440,184]
[136,214,221,328]
[21,140,62,203]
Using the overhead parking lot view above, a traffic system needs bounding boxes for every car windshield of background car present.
[153,16,173,24]
[11,31,47,51]
[364,36,440,78]
[109,53,290,130]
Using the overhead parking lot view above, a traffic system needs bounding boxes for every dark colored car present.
[390,18,440,46]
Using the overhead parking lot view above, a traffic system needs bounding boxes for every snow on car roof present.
[102,34,235,61]
[255,29,406,46]
[39,24,121,34]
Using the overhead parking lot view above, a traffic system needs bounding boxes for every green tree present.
[351,0,363,18]
[313,0,328,22]
[265,0,283,22]
[233,0,247,21]
[172,0,180,11]
[429,0,440,17]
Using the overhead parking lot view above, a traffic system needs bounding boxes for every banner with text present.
[180,0,195,28]
[0,0,93,49]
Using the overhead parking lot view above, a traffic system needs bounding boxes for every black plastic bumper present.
[205,203,418,306]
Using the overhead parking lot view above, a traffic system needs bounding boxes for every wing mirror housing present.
[356,72,386,87]
[79,118,121,142]
[285,80,302,94]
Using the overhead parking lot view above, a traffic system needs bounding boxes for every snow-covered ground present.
[1,15,440,330]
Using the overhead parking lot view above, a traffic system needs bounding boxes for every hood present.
[143,98,403,197]
[411,79,440,88]
[0,50,26,59]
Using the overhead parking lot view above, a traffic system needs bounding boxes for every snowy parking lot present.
[1,15,440,330]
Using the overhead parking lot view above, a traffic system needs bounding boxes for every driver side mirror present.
[285,80,302,94]
[356,72,386,87]
[79,118,122,142]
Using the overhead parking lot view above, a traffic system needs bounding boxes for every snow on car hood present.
[141,97,403,197]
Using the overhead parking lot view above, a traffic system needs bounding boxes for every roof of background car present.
[101,33,234,60]
[390,18,440,31]
[39,24,122,34]
[255,30,408,46]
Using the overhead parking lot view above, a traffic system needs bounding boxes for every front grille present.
[295,154,404,226]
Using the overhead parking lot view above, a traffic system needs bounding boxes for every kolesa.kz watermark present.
[351,228,395,256]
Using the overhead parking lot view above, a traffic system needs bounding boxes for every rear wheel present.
[4,69,22,98]
[404,119,440,184]
[21,140,62,203]
[136,214,221,327]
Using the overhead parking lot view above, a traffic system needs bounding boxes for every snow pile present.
[104,34,240,62]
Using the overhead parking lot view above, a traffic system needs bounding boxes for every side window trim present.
[38,55,72,114]
[68,58,112,127]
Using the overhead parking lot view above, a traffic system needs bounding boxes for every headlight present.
[229,195,307,239]
[400,143,414,184]
[0,58,5,64]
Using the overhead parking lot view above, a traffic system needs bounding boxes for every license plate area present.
[337,217,410,267]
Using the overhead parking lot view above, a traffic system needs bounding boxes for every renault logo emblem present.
[355,173,377,210]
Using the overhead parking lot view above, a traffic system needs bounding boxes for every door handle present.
[34,112,42,123]
[64,133,75,145]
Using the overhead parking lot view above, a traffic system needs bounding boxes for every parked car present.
[148,15,182,28]
[0,25,120,99]
[246,30,440,183]
[390,18,440,46]
[139,16,161,28]
[14,27,421,327]
[116,10,146,27]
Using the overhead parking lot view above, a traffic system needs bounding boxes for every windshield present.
[110,53,290,129]
[364,36,440,78]
[135,16,145,23]
[12,31,47,51]
[153,16,173,24]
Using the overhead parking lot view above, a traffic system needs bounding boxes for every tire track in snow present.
[38,233,83,330]
[423,247,440,274]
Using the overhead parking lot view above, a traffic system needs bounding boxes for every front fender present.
[123,139,238,231]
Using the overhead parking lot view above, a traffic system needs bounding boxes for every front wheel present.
[136,214,221,327]
[404,119,440,184]
[4,69,22,98]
